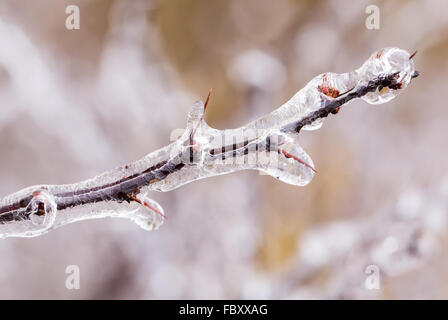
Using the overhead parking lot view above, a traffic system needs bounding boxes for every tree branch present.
[0,47,419,239]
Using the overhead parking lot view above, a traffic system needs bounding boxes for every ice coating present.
[238,47,416,133]
[359,48,416,104]
[0,184,166,238]
[0,47,418,238]
[0,188,58,238]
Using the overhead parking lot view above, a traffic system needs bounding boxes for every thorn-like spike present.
[204,88,212,111]
[279,149,317,173]
[190,88,213,144]
[409,50,418,60]
[129,195,167,220]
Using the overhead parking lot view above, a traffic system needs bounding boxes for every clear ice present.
[0,48,416,238]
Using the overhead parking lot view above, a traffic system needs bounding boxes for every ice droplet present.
[258,132,315,186]
[129,193,165,231]
[0,187,57,238]
[28,190,57,228]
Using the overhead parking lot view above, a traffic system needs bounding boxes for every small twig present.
[190,88,212,145]
[0,48,419,238]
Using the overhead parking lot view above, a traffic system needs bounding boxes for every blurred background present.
[0,0,447,299]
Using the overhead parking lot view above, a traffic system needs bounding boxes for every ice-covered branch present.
[0,47,418,239]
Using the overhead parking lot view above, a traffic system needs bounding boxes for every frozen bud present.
[28,190,57,228]
[360,48,416,104]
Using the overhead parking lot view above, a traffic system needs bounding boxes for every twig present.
[0,47,419,238]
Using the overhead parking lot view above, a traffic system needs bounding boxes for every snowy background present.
[0,0,447,299]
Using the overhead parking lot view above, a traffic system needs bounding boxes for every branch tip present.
[204,88,212,111]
